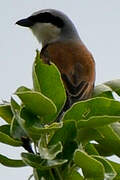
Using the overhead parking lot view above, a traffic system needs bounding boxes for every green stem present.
[55,167,63,180]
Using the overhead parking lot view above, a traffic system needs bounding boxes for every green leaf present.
[97,125,120,156]
[74,149,104,179]
[62,141,78,160]
[0,124,11,135]
[93,79,120,98]
[15,88,57,117]
[13,108,62,141]
[85,143,99,155]
[94,143,114,157]
[63,97,120,121]
[108,160,120,180]
[69,171,84,180]
[20,106,41,127]
[0,125,22,146]
[50,121,77,162]
[16,86,31,93]
[0,104,13,123]
[24,122,62,140]
[33,168,53,180]
[66,168,84,180]
[49,121,77,146]
[18,107,62,140]
[104,79,120,96]
[21,153,67,170]
[10,116,26,140]
[77,127,103,143]
[38,140,63,160]
[11,97,20,112]
[111,122,120,137]
[78,116,120,128]
[93,84,113,98]
[0,131,22,146]
[0,154,26,167]
[93,156,116,180]
[32,51,66,121]
[32,50,41,92]
[10,98,27,139]
[14,108,38,140]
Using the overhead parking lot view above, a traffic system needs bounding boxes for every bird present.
[16,9,95,113]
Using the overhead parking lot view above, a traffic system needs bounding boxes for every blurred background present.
[0,0,120,179]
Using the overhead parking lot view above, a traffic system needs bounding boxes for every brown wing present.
[40,41,95,104]
[61,61,94,104]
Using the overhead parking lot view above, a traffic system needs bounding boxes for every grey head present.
[16,9,80,46]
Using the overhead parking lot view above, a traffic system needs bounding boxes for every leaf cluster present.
[1,51,120,180]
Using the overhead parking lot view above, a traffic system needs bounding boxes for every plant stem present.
[55,168,63,180]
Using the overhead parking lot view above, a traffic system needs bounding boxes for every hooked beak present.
[16,18,34,27]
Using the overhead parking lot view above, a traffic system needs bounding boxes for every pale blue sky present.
[0,1,120,179]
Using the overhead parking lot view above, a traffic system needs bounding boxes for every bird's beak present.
[16,18,33,27]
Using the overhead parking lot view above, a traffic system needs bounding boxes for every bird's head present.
[16,9,79,46]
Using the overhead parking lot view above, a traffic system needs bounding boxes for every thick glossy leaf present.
[93,84,113,98]
[69,171,84,180]
[15,88,57,117]
[20,107,41,127]
[32,50,42,92]
[78,116,120,128]
[19,107,62,140]
[0,104,13,123]
[77,127,103,143]
[93,156,116,180]
[0,124,11,135]
[20,106,62,129]
[62,141,78,160]
[22,153,42,168]
[14,109,39,140]
[21,152,67,170]
[94,143,114,157]
[74,149,104,179]
[97,125,120,156]
[11,97,20,113]
[0,125,22,146]
[0,154,26,167]
[24,122,63,140]
[108,160,120,180]
[104,79,120,96]
[16,86,31,93]
[63,97,120,121]
[33,169,53,180]
[38,140,63,160]
[66,169,84,180]
[10,98,27,139]
[49,121,77,146]
[93,79,120,98]
[10,116,26,140]
[32,51,66,121]
[0,131,22,146]
[85,143,99,155]
[13,108,62,141]
[111,122,120,137]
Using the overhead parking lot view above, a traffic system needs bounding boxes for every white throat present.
[31,23,61,46]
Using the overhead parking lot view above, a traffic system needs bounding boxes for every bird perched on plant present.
[16,9,95,111]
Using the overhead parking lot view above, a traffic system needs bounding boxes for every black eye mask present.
[29,12,64,28]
